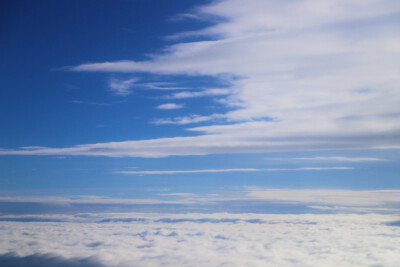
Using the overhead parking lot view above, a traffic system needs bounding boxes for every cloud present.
[3,0,400,157]
[150,113,224,125]
[158,193,197,197]
[246,188,400,206]
[116,167,352,175]
[165,88,230,99]
[108,77,138,96]
[1,212,400,266]
[0,188,399,216]
[156,103,184,110]
[138,82,188,90]
[0,124,398,157]
[1,188,399,219]
[293,156,387,162]
[71,100,112,106]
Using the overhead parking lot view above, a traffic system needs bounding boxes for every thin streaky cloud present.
[116,167,352,175]
[0,133,398,158]
[246,188,400,206]
[151,113,224,125]
[138,82,189,90]
[156,103,184,110]
[0,188,399,207]
[158,193,197,197]
[71,100,112,106]
[268,156,387,162]
[165,89,230,99]
[294,156,387,162]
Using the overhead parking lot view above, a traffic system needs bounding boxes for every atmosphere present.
[1,0,400,266]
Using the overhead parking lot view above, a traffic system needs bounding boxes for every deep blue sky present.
[0,0,399,200]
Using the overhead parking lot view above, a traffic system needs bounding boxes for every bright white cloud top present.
[1,213,400,267]
[1,188,399,266]
[1,0,399,158]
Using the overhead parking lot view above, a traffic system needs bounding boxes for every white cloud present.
[150,113,224,125]
[166,88,230,99]
[246,188,400,206]
[108,77,138,96]
[1,213,400,266]
[0,195,193,205]
[116,167,352,175]
[293,156,387,162]
[71,100,112,106]
[156,103,184,110]
[2,188,399,207]
[158,193,197,197]
[135,82,188,90]
[2,0,400,157]
[0,123,398,157]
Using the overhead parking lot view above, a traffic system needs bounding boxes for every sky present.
[1,0,399,200]
[1,1,400,266]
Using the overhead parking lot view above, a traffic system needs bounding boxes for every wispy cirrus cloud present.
[71,100,112,106]
[116,167,352,175]
[137,82,188,90]
[165,88,230,99]
[0,188,399,209]
[246,188,400,206]
[267,156,388,162]
[150,113,224,125]
[158,193,197,197]
[0,124,398,157]
[108,77,138,96]
[293,156,387,162]
[156,103,184,110]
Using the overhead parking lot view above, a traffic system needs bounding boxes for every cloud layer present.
[1,189,399,211]
[1,212,400,266]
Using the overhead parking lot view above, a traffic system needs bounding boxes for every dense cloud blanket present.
[1,213,400,266]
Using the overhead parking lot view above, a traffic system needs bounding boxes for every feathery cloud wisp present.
[293,156,387,162]
[156,103,184,110]
[108,78,138,96]
[116,167,352,175]
[165,89,230,99]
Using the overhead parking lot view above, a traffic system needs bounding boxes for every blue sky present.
[1,0,400,204]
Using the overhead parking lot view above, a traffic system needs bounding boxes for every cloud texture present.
[1,0,399,157]
[1,213,400,267]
